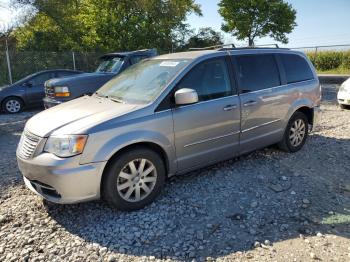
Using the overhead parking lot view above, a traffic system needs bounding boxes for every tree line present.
[2,0,296,53]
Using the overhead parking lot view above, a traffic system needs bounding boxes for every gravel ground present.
[0,85,349,262]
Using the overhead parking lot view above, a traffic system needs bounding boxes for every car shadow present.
[44,132,350,260]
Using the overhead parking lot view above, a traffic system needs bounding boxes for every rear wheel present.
[2,97,24,113]
[278,112,309,153]
[102,147,166,211]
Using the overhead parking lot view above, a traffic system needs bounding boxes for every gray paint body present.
[17,48,321,203]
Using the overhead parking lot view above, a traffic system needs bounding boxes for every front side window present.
[97,59,190,104]
[236,54,281,93]
[96,57,124,73]
[177,58,232,101]
[280,54,314,84]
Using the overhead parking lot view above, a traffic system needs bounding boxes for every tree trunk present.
[248,38,254,47]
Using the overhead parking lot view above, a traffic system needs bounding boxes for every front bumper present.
[337,91,350,105]
[17,153,107,204]
[43,97,62,109]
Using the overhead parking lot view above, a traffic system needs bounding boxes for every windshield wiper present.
[95,92,124,103]
[109,96,124,103]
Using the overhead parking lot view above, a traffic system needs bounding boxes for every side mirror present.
[175,88,198,105]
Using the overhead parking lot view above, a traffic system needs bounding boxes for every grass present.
[317,68,350,75]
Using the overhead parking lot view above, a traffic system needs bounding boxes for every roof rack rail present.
[251,44,280,48]
[189,43,236,51]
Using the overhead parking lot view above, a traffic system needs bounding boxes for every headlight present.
[44,135,88,157]
[54,86,70,97]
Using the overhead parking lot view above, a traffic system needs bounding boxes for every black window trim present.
[231,53,284,94]
[155,55,237,112]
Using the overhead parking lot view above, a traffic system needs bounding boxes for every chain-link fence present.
[1,44,350,86]
[0,50,103,86]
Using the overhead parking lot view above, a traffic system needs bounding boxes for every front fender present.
[80,129,177,175]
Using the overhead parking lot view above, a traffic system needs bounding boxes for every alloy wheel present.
[289,119,306,147]
[5,99,21,113]
[116,158,157,202]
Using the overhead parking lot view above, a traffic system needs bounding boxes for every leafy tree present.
[12,0,202,52]
[218,0,296,46]
[185,27,223,49]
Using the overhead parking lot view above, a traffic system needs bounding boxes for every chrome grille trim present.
[18,130,41,159]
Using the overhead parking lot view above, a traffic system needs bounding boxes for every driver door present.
[172,56,241,172]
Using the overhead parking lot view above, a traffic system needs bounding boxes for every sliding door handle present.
[243,100,257,107]
[223,104,237,111]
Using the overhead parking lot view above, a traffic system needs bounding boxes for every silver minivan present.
[17,48,321,210]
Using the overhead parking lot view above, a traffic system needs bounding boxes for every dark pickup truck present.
[43,49,158,108]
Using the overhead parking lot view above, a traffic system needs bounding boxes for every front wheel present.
[102,147,166,211]
[278,112,309,153]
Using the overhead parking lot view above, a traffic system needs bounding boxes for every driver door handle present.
[223,104,237,111]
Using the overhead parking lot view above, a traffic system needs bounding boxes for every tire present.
[2,97,24,114]
[278,111,309,153]
[102,147,166,211]
[339,104,348,110]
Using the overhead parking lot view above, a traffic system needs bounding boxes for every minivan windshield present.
[96,59,190,104]
[96,57,124,73]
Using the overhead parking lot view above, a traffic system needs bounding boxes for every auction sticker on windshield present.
[159,61,180,67]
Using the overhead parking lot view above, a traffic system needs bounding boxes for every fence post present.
[72,51,76,70]
[314,46,318,60]
[5,38,13,84]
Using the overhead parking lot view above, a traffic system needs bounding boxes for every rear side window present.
[280,54,314,84]
[235,54,280,93]
[177,58,232,101]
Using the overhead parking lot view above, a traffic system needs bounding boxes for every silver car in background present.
[16,47,321,210]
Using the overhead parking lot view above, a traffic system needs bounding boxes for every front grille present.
[45,84,55,98]
[18,131,41,159]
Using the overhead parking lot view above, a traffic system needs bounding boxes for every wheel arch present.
[286,98,315,127]
[1,96,25,111]
[99,141,171,197]
[295,106,314,125]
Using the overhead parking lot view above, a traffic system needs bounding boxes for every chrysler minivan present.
[17,47,321,210]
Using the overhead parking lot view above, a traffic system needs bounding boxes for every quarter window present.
[280,54,314,84]
[236,54,281,93]
[177,58,232,101]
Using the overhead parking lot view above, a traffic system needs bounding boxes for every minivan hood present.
[46,72,115,87]
[25,96,140,137]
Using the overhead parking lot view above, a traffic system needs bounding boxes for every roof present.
[153,48,304,60]
[100,49,158,59]
[153,50,219,60]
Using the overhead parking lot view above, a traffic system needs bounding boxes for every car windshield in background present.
[97,59,190,104]
[96,57,124,73]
